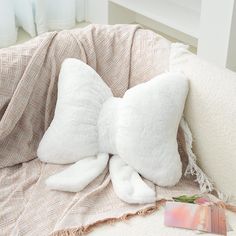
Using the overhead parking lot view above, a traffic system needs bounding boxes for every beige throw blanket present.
[0,25,208,236]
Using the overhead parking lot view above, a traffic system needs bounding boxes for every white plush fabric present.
[38,59,189,204]
[44,0,76,31]
[116,73,188,187]
[170,43,236,201]
[46,153,109,192]
[109,155,156,204]
[37,59,113,164]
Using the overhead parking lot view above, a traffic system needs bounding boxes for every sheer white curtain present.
[0,0,85,47]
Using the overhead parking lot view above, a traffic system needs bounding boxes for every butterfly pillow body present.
[37,58,189,204]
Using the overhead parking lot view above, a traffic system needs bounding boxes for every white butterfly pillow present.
[37,58,189,204]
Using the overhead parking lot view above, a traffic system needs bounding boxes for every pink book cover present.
[164,201,227,235]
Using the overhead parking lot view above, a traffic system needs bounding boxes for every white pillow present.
[170,43,236,200]
[38,59,190,204]
[116,72,189,187]
[37,59,113,164]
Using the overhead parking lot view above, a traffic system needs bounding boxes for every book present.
[164,201,227,235]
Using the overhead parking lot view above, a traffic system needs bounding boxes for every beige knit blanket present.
[0,25,205,236]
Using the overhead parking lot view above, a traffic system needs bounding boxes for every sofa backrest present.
[170,43,236,201]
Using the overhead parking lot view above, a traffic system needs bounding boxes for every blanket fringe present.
[180,118,214,193]
[50,199,236,236]
[50,200,166,236]
[215,201,236,213]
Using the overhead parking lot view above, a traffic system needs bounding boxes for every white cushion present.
[37,58,112,164]
[38,58,191,204]
[170,43,236,200]
[116,72,189,187]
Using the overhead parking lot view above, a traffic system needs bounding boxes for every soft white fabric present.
[0,0,17,48]
[109,155,156,204]
[0,0,85,47]
[38,59,189,204]
[37,58,113,164]
[170,43,236,201]
[116,73,189,187]
[98,97,121,154]
[46,153,109,192]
